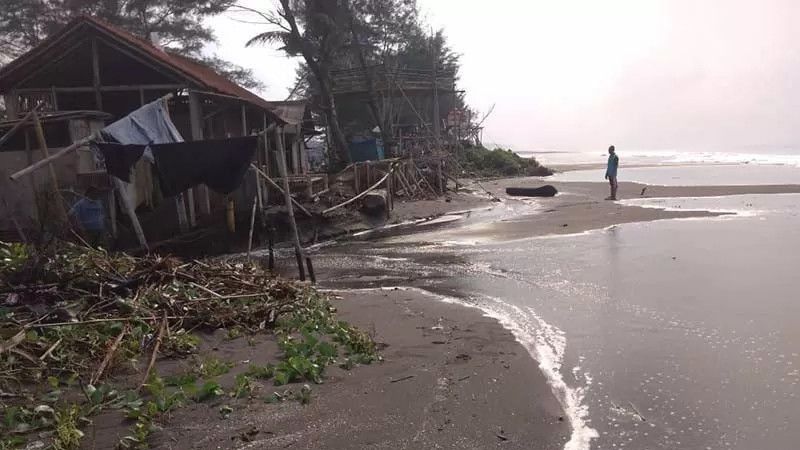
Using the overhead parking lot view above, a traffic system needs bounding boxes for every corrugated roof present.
[266,100,307,126]
[0,16,281,121]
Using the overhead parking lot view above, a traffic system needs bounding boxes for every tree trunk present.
[344,3,394,153]
[279,0,350,164]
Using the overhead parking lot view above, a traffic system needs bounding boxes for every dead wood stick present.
[140,315,167,389]
[91,327,128,385]
[39,338,63,361]
[0,329,26,355]
[33,315,182,328]
[389,374,415,383]
[250,164,312,217]
[323,164,395,215]
[189,282,222,298]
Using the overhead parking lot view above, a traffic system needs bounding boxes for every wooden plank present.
[15,84,184,93]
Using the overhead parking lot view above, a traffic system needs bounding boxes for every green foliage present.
[163,330,200,356]
[264,384,312,405]
[193,357,233,378]
[459,147,554,178]
[194,380,224,402]
[231,374,253,399]
[52,405,83,450]
[0,242,27,274]
[245,364,275,380]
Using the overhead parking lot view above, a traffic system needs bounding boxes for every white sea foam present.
[341,286,599,450]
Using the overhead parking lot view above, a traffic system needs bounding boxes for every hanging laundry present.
[151,136,257,197]
[95,143,145,182]
[101,97,183,147]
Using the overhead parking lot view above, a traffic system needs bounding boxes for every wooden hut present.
[0,16,312,242]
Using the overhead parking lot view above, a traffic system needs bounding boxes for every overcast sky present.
[209,0,800,153]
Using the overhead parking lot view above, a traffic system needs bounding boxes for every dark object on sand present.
[506,185,558,197]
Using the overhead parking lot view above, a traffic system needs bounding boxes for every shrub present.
[458,147,553,178]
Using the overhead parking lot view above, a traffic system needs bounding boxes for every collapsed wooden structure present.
[0,16,321,244]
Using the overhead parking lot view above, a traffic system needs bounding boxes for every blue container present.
[348,137,384,162]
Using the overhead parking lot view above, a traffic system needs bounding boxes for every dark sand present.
[88,289,568,449]
[443,179,800,239]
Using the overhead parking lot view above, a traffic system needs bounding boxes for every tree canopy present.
[0,0,262,89]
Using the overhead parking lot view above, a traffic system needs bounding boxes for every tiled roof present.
[0,16,281,120]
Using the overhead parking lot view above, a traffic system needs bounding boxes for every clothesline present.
[8,93,175,182]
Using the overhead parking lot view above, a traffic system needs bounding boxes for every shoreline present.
[147,287,571,449]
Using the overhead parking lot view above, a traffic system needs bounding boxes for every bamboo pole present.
[323,163,395,215]
[275,127,305,281]
[249,164,312,217]
[31,110,69,222]
[0,104,41,147]
[9,93,174,181]
[246,195,257,259]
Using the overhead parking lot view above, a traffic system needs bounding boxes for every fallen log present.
[506,185,558,197]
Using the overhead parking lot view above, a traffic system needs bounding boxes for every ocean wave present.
[380,286,599,450]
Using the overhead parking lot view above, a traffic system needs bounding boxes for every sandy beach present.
[113,288,569,449]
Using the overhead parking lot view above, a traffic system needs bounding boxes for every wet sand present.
[438,179,800,240]
[137,289,569,449]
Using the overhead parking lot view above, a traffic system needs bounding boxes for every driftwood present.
[506,185,558,197]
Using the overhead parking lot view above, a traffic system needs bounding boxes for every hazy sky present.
[209,0,800,153]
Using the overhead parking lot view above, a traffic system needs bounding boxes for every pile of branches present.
[0,241,308,388]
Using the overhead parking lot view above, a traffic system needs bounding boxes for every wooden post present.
[91,38,103,111]
[175,194,189,232]
[50,86,58,110]
[246,195,257,258]
[241,103,248,136]
[3,92,18,119]
[226,198,235,233]
[276,127,305,281]
[31,110,68,222]
[188,90,211,216]
[366,162,372,187]
[437,162,444,195]
[186,188,196,227]
[108,189,118,238]
[354,163,360,194]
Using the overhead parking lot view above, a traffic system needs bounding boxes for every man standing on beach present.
[605,145,619,200]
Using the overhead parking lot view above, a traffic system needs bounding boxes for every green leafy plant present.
[52,405,83,450]
[194,381,224,402]
[264,384,312,405]
[232,374,253,399]
[245,364,274,380]
[193,357,233,378]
